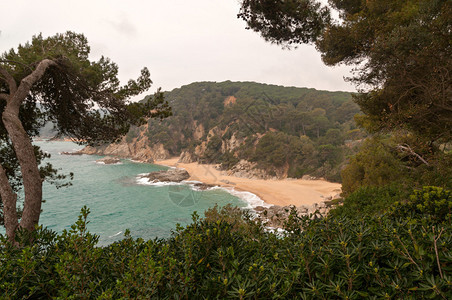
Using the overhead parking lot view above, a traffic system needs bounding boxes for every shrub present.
[1,199,451,299]
[390,186,452,225]
[330,184,408,218]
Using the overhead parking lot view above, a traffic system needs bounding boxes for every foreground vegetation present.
[1,186,450,299]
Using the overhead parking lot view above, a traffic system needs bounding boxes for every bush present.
[330,185,408,218]
[1,199,451,299]
[390,186,452,225]
[341,137,404,195]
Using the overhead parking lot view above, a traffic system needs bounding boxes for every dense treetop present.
[238,0,452,143]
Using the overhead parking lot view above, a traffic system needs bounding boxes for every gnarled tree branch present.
[10,59,56,110]
[396,143,430,166]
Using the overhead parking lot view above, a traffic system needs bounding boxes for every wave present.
[221,187,272,209]
[108,231,123,238]
[136,176,185,187]
[135,174,271,210]
[95,161,123,165]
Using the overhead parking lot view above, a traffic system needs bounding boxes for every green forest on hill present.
[138,81,363,181]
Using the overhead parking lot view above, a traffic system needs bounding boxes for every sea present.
[1,141,266,246]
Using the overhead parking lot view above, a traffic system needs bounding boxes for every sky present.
[1,0,355,100]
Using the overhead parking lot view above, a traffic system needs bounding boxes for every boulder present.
[144,168,190,182]
[61,151,83,155]
[96,156,121,164]
[193,182,217,190]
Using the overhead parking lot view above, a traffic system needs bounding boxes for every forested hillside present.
[132,81,362,181]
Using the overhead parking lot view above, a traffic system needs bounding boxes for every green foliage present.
[331,185,451,230]
[341,137,405,195]
[0,32,167,145]
[239,0,452,144]
[341,135,452,197]
[202,135,223,163]
[1,193,451,299]
[125,126,139,144]
[330,185,409,219]
[347,1,452,143]
[252,132,294,169]
[238,0,331,45]
[391,186,452,225]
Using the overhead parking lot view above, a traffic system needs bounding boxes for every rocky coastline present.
[138,167,341,228]
[253,199,337,228]
[67,142,343,227]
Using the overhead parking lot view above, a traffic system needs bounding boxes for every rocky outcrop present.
[193,182,217,190]
[193,121,204,140]
[301,175,317,180]
[254,202,333,228]
[223,95,237,107]
[221,132,243,153]
[141,168,190,183]
[178,150,196,163]
[60,151,83,155]
[96,156,121,164]
[226,160,273,179]
[77,133,170,163]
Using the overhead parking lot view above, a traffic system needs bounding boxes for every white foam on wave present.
[135,174,272,210]
[95,161,123,165]
[221,187,272,209]
[130,159,144,163]
[136,176,184,187]
[108,231,123,238]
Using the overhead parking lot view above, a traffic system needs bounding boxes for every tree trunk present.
[0,164,19,242]
[2,109,43,232]
[0,59,55,241]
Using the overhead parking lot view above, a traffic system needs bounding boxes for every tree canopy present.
[0,32,170,242]
[238,0,452,143]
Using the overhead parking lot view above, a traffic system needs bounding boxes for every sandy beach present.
[155,158,342,207]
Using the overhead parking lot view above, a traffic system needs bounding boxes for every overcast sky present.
[1,0,355,99]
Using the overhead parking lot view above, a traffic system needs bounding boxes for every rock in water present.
[193,182,217,190]
[144,168,190,182]
[96,156,121,164]
[61,151,83,155]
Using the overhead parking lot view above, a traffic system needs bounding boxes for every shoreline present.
[153,158,342,208]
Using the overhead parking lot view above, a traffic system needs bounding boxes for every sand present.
[155,158,342,207]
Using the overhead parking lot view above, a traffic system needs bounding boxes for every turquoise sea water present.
[2,141,248,245]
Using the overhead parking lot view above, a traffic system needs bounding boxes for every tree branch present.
[0,65,17,94]
[10,59,56,109]
[396,144,430,166]
[433,226,444,279]
[0,163,19,242]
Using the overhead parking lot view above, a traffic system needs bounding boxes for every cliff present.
[79,133,169,163]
